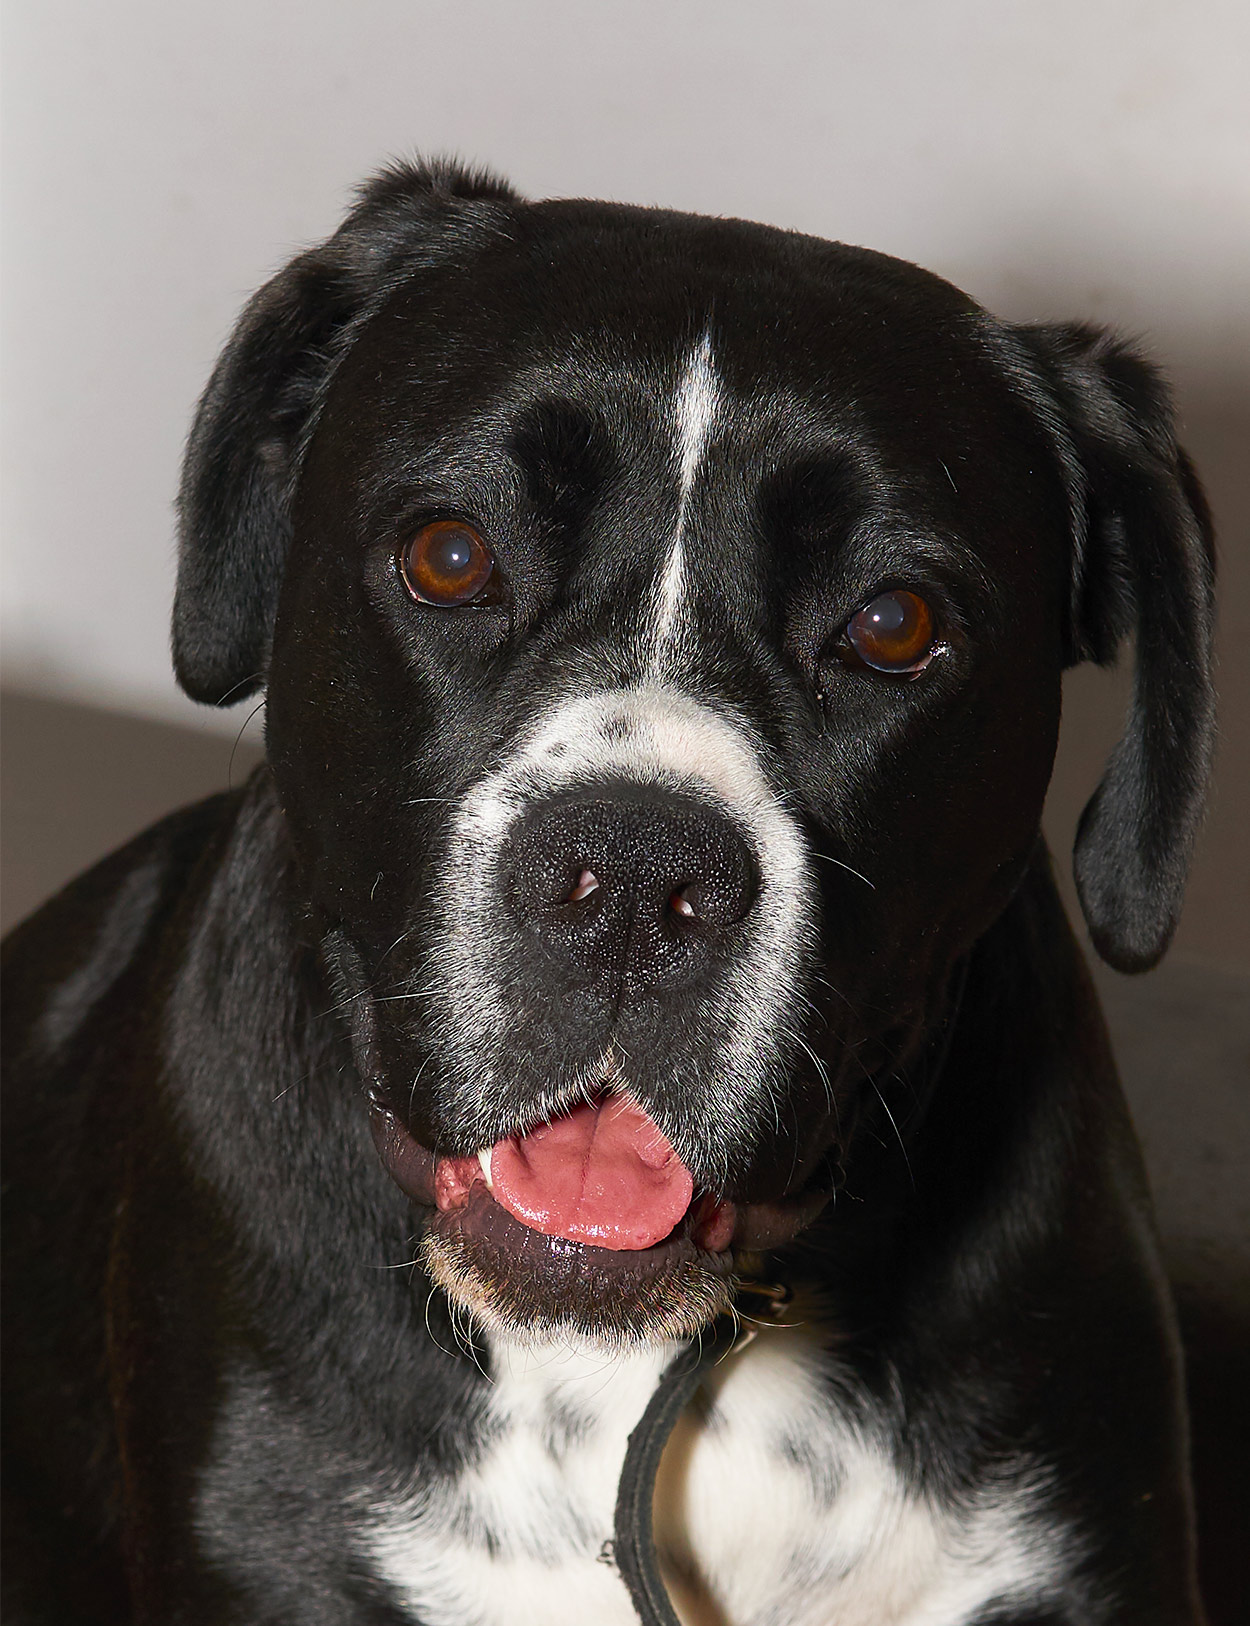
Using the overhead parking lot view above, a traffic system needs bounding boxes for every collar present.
[612,957,969,1625]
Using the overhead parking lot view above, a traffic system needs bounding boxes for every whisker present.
[408,1054,434,1124]
[811,852,875,890]
[376,927,419,971]
[423,1285,460,1363]
[270,1068,313,1104]
[450,1298,489,1380]
[316,987,371,1021]
[872,1078,915,1189]
[228,699,266,789]
[792,1033,835,1113]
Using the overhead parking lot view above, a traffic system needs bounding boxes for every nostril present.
[568,868,601,903]
[666,862,756,930]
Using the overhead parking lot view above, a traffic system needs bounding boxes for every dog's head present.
[174,161,1214,1344]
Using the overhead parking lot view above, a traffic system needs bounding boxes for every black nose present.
[502,786,760,998]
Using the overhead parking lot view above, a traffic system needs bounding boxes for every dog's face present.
[174,166,1214,1345]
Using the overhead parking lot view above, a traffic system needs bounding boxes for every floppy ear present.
[1013,323,1216,973]
[172,158,517,705]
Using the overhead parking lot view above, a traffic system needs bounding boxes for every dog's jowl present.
[2,162,1215,1625]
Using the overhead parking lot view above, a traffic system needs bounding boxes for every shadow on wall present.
[1,690,264,934]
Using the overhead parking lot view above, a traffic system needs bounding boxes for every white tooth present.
[477,1147,494,1189]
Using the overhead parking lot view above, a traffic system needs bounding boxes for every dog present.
[2,158,1216,1625]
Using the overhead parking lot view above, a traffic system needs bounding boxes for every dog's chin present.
[369,1104,830,1348]
[422,1188,736,1348]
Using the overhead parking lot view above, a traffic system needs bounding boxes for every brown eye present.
[400,520,496,606]
[843,590,937,673]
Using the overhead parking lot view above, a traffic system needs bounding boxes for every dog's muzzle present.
[362,693,831,1341]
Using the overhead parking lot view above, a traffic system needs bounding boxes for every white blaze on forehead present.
[651,332,722,665]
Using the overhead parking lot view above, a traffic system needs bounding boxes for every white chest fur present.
[362,1325,1069,1626]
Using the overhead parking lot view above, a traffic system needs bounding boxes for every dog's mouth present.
[368,1092,830,1344]
[439,1093,734,1252]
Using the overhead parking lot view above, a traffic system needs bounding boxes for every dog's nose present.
[502,787,760,997]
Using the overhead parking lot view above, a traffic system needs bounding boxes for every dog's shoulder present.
[2,787,242,1079]
[1,782,258,1619]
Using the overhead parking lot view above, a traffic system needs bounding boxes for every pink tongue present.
[489,1096,694,1251]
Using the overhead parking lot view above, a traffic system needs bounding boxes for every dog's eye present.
[399,521,497,606]
[841,590,937,673]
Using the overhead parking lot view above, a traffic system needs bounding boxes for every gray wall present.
[3,0,1247,965]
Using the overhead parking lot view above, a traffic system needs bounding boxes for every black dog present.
[2,160,1215,1624]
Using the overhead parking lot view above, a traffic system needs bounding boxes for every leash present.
[613,1280,792,1626]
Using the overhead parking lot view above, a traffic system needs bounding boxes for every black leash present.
[613,1281,792,1626]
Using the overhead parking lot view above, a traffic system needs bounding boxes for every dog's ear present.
[1012,323,1216,973]
[172,158,517,705]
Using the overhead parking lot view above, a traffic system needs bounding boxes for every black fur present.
[173,159,517,704]
[1008,323,1216,971]
[4,161,1216,1623]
